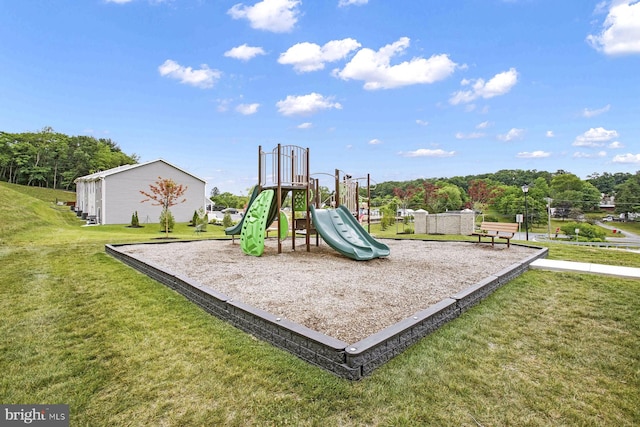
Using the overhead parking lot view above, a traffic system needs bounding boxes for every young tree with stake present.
[140,177,187,237]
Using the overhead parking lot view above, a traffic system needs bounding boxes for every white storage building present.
[75,159,206,225]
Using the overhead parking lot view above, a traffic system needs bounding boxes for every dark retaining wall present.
[106,241,548,380]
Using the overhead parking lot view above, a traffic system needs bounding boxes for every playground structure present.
[225,144,390,260]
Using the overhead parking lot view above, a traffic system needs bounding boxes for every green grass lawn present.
[1,182,639,426]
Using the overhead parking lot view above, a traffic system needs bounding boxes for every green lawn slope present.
[1,183,638,426]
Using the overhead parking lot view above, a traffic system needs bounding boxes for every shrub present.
[222,212,233,228]
[191,210,199,227]
[130,211,139,227]
[159,209,175,233]
[560,222,606,241]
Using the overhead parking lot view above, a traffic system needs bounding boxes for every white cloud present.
[497,128,525,141]
[228,0,300,33]
[369,138,382,145]
[276,93,342,116]
[338,0,368,7]
[224,44,266,61]
[333,37,458,90]
[455,132,484,139]
[400,148,456,158]
[573,151,607,158]
[609,141,624,148]
[476,121,491,129]
[236,103,260,115]
[587,0,640,55]
[613,153,640,163]
[279,39,361,72]
[416,119,429,126]
[582,104,611,117]
[516,151,551,158]
[297,122,313,129]
[573,127,619,147]
[546,130,555,138]
[158,59,221,88]
[449,68,518,105]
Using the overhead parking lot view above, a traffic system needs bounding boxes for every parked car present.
[602,216,613,222]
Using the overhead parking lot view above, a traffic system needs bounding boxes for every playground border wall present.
[106,240,548,380]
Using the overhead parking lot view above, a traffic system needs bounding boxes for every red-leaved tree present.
[140,177,188,237]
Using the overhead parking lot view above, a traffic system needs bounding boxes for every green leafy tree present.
[210,191,246,209]
[433,183,464,212]
[614,172,640,218]
[587,171,631,195]
[140,177,188,237]
[0,129,137,189]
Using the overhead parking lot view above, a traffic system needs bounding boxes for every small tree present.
[196,207,207,231]
[222,212,233,228]
[130,211,140,227]
[159,209,175,233]
[140,177,187,237]
[380,205,395,231]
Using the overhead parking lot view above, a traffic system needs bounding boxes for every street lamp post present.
[522,184,529,241]
[545,197,552,239]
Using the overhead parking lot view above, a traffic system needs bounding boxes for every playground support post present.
[367,173,371,233]
[334,169,340,208]
[305,147,311,251]
[277,144,282,254]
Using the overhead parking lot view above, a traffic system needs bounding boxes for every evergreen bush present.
[222,212,233,228]
[159,209,175,233]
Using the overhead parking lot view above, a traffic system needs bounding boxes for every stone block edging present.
[106,240,548,380]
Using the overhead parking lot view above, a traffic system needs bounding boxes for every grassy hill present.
[1,183,638,426]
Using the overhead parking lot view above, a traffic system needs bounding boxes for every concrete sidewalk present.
[530,259,640,279]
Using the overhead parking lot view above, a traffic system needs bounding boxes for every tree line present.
[0,127,139,190]
[368,169,640,224]
[4,128,638,223]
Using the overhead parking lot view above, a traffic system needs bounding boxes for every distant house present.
[75,159,206,225]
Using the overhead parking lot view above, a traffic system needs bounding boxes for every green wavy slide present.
[240,189,275,256]
[310,205,390,261]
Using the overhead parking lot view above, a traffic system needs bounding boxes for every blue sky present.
[1,0,639,195]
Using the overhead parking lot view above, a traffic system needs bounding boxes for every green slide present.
[240,189,274,256]
[310,205,390,261]
[225,186,260,236]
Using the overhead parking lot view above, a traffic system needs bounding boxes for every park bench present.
[472,221,519,248]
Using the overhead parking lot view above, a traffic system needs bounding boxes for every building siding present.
[76,160,206,225]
